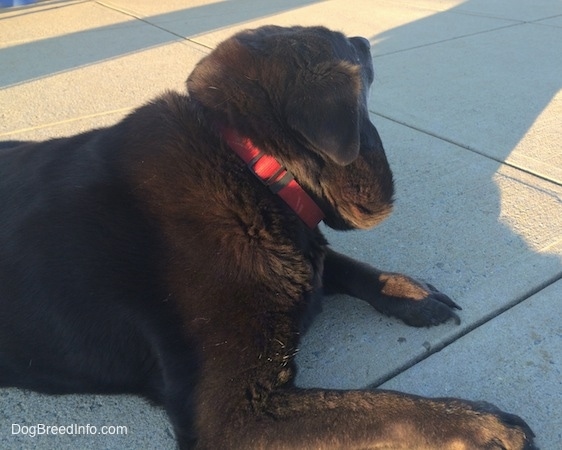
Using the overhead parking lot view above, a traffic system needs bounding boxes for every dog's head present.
[187,26,394,230]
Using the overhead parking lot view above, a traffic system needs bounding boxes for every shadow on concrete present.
[0,0,322,88]
[366,0,562,288]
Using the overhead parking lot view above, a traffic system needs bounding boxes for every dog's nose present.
[350,36,371,51]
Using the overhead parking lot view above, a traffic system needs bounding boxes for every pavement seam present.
[0,108,132,138]
[532,13,562,24]
[94,1,214,51]
[372,22,523,57]
[371,272,562,388]
[443,8,560,24]
[371,111,562,188]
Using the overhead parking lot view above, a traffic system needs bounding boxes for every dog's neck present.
[221,127,324,229]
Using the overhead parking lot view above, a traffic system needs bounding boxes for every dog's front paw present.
[456,400,537,450]
[373,274,461,327]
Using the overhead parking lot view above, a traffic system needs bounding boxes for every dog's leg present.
[183,286,533,449]
[322,247,461,326]
[195,383,535,449]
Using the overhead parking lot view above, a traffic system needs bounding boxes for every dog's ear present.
[286,62,361,166]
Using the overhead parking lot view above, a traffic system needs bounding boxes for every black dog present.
[0,26,535,449]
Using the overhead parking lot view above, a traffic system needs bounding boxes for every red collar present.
[221,127,324,229]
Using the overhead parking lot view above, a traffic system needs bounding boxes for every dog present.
[0,26,536,449]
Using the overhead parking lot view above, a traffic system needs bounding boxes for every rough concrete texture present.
[1,0,561,449]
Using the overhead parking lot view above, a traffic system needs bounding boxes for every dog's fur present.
[1,26,535,449]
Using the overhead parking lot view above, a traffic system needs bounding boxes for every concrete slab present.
[0,390,174,449]
[0,3,209,135]
[99,0,321,40]
[369,21,562,184]
[0,36,204,136]
[0,38,205,136]
[1,2,189,88]
[380,280,562,450]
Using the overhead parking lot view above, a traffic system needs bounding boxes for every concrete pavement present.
[1,0,561,448]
